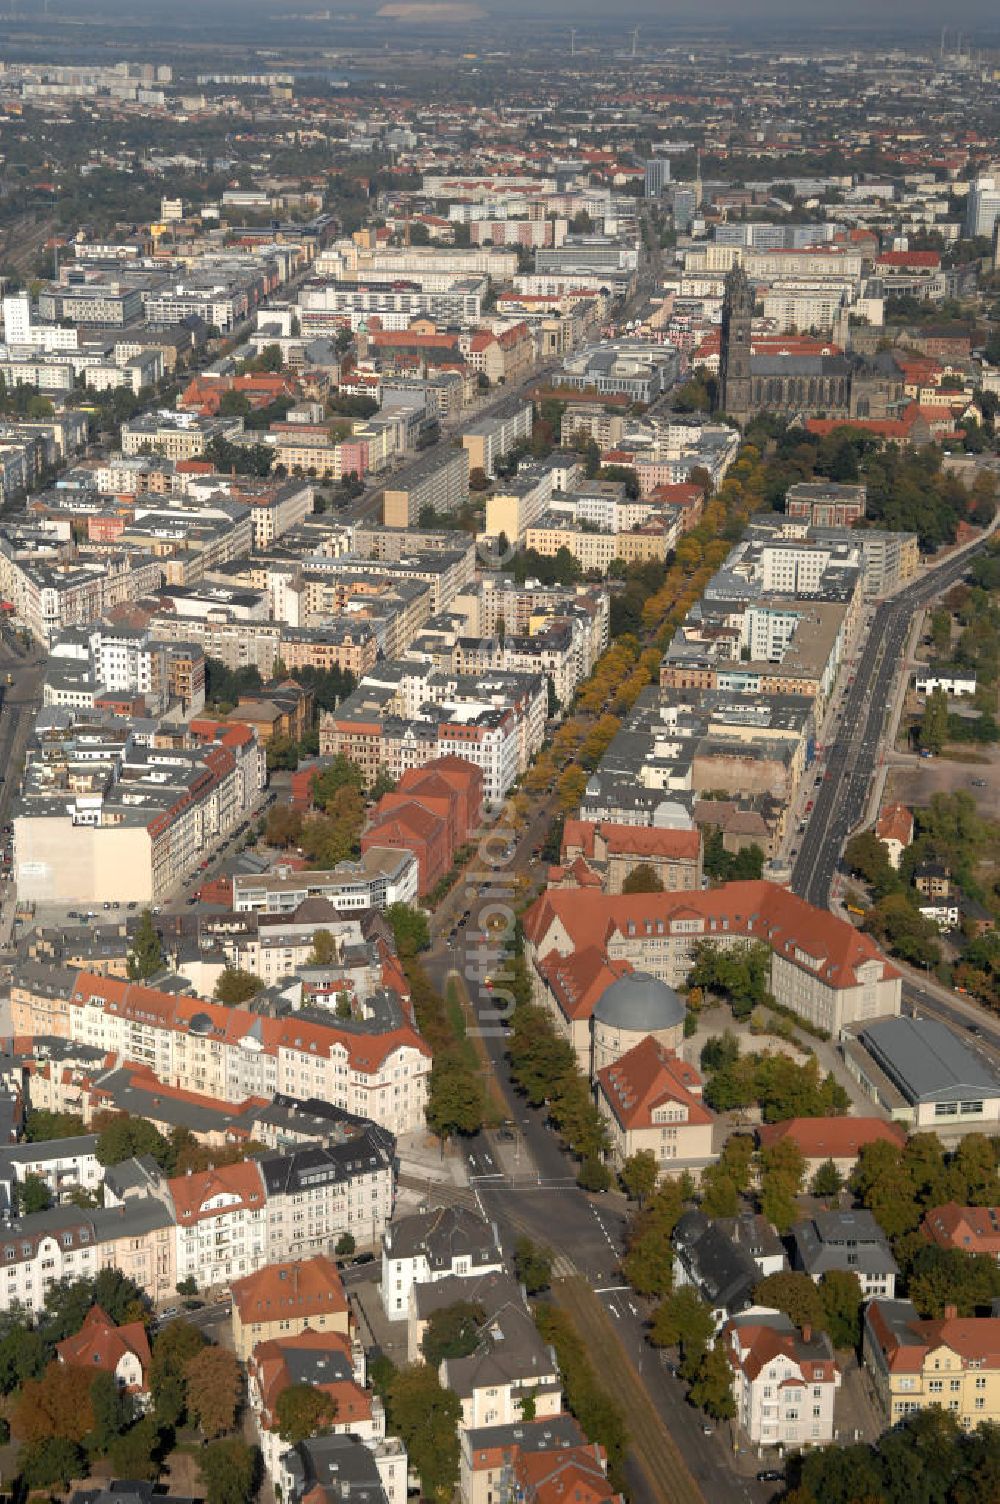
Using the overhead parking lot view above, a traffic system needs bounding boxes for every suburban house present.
[56,1304,152,1398]
[672,1209,760,1327]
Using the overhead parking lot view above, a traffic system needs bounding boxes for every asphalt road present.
[792,533,995,910]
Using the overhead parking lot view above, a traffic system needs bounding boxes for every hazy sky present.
[481,0,998,26]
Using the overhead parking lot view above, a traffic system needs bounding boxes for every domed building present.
[591,970,686,1074]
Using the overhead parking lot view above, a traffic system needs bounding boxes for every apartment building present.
[460,1420,620,1504]
[864,1301,1000,1431]
[724,1310,841,1450]
[462,401,533,478]
[45,626,207,718]
[120,412,242,461]
[790,1209,899,1299]
[383,448,470,529]
[0,1200,176,1315]
[230,1253,350,1361]
[381,1206,503,1320]
[14,722,265,905]
[0,537,163,646]
[486,467,553,545]
[231,849,419,915]
[15,970,431,1137]
[250,1328,381,1486]
[259,1128,396,1265]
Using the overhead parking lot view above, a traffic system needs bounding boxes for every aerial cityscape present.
[0,5,999,1504]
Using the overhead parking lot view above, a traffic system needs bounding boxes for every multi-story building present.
[525,881,902,1038]
[790,1209,899,1299]
[595,1036,715,1178]
[14,721,265,905]
[785,482,867,528]
[230,1254,350,1361]
[383,448,470,529]
[724,1310,841,1450]
[120,412,243,461]
[259,1127,396,1266]
[864,1301,1000,1431]
[380,1206,503,1320]
[231,847,419,915]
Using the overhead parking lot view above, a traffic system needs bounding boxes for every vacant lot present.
[887,745,1000,821]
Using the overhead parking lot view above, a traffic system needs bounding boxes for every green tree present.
[811,1158,844,1199]
[335,1232,356,1258]
[622,1176,692,1297]
[0,1322,50,1394]
[687,1341,736,1421]
[387,1364,462,1504]
[95,1114,173,1170]
[127,909,164,980]
[214,967,264,1005]
[308,928,338,965]
[621,863,664,894]
[758,1137,806,1234]
[920,687,950,753]
[108,1416,164,1482]
[17,1436,85,1490]
[620,1149,659,1207]
[851,1138,920,1239]
[513,1237,553,1295]
[700,1031,741,1074]
[89,1370,135,1452]
[18,1172,52,1215]
[420,1302,485,1367]
[41,1269,149,1342]
[425,1052,486,1141]
[753,1271,825,1333]
[385,902,430,957]
[274,1383,338,1444]
[198,1438,261,1504]
[149,1318,206,1428]
[649,1286,715,1376]
[819,1269,864,1350]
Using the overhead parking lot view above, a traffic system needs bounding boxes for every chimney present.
[944,1304,958,1320]
[801,1324,811,1343]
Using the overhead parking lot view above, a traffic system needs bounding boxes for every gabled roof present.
[596,1035,712,1132]
[537,946,631,1023]
[56,1304,151,1387]
[922,1202,1000,1256]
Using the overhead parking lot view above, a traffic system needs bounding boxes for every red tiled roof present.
[56,1305,151,1388]
[561,820,701,864]
[523,880,900,993]
[232,1255,348,1324]
[596,1035,712,1131]
[539,946,631,1023]
[168,1160,264,1223]
[876,802,914,847]
[756,1117,906,1159]
[922,1202,1000,1256]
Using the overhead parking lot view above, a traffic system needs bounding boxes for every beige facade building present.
[865,1301,1000,1432]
